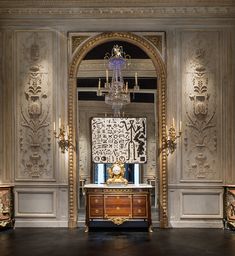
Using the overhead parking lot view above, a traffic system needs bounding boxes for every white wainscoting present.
[169,188,224,228]
[180,189,223,219]
[14,187,69,227]
[15,188,56,217]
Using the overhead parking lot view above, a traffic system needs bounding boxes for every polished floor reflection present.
[0,228,235,256]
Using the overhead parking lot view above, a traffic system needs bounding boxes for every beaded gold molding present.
[68,32,168,228]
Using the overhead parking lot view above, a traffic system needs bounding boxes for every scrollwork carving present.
[20,65,51,178]
[183,32,219,180]
[17,31,53,180]
[143,35,162,55]
[72,36,90,54]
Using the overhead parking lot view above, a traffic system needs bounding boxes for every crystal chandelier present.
[97,44,139,116]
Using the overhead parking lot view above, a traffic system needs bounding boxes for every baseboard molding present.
[15,220,223,228]
[15,220,68,228]
[77,220,85,228]
[169,220,224,228]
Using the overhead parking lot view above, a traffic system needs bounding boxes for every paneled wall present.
[0,2,234,228]
[167,28,234,227]
[0,29,69,227]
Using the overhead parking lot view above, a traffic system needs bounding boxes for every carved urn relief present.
[183,32,219,180]
[17,31,53,179]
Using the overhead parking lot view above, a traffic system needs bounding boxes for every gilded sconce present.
[53,118,74,153]
[165,119,182,155]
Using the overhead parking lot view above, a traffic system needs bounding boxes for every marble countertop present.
[84,183,152,189]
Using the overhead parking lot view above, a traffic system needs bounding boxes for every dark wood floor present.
[0,228,235,256]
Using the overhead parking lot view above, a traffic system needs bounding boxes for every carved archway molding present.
[68,32,168,228]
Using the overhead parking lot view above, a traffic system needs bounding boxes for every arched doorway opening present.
[68,32,167,228]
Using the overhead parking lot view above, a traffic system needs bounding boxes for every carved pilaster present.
[182,31,220,181]
[16,31,53,180]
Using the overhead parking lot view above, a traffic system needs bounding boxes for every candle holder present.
[164,119,182,155]
[54,123,74,153]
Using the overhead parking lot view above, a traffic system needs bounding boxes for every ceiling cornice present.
[0,0,234,8]
[0,6,234,19]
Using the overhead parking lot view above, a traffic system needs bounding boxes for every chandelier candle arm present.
[135,72,138,86]
[106,69,109,84]
[97,78,102,96]
[125,82,128,93]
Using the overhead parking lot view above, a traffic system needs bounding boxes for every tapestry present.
[91,117,147,163]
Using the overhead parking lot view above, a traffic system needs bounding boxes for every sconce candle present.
[67,125,70,137]
[59,117,61,129]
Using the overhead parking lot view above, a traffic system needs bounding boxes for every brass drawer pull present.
[138,199,141,203]
[138,209,142,213]
[116,206,120,210]
[95,199,98,203]
[95,209,99,213]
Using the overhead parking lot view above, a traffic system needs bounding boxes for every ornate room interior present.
[0,0,235,237]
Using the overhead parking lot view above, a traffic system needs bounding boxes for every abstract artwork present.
[91,117,147,163]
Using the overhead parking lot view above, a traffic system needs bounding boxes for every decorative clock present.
[106,162,128,185]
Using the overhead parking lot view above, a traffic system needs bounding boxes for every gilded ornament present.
[108,217,128,225]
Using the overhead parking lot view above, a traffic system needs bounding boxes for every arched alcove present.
[68,32,167,228]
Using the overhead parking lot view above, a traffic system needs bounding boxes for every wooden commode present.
[84,184,152,232]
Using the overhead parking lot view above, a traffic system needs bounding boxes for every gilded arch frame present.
[68,32,168,228]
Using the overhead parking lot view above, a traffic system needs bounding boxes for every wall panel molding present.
[15,30,54,181]
[15,188,57,217]
[170,220,223,228]
[15,220,68,228]
[181,30,222,182]
[180,190,223,219]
